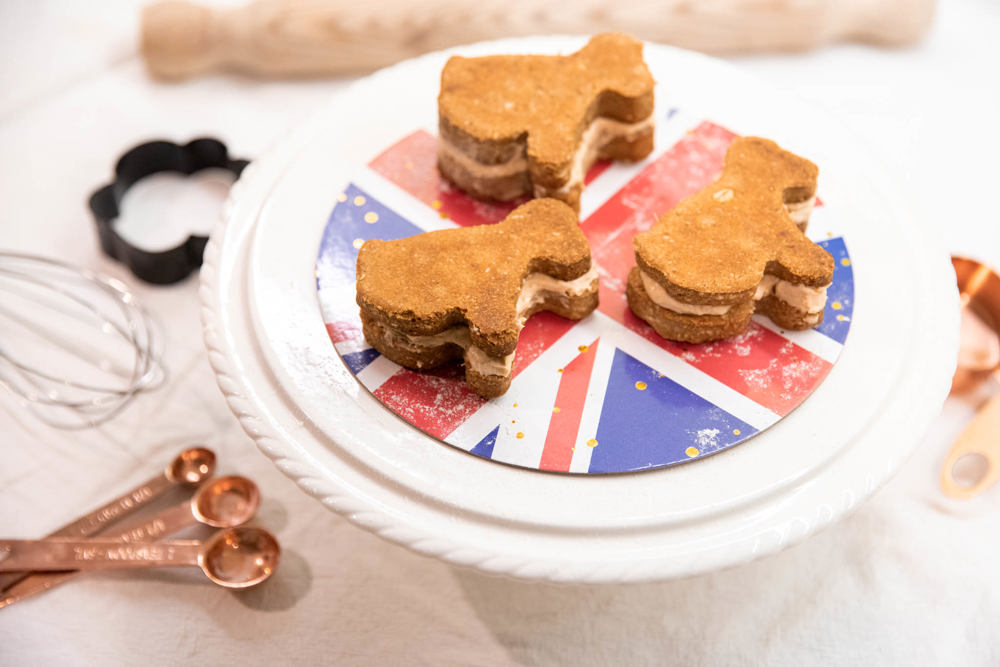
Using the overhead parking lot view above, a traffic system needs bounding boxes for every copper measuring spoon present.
[0,475,259,608]
[0,526,280,589]
[941,257,1000,499]
[0,446,216,594]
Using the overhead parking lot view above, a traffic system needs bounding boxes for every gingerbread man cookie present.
[627,137,834,343]
[356,198,599,398]
[437,33,655,212]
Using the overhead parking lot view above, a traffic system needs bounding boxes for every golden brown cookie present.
[437,33,655,212]
[628,136,834,343]
[356,198,599,398]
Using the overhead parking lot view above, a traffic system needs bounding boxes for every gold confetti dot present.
[364,212,379,224]
[439,212,449,219]
[352,238,365,249]
[353,195,366,206]
[511,420,516,424]
[552,406,561,413]
[337,193,347,202]
[841,257,851,266]
[832,301,843,310]
[685,447,699,458]
[837,314,849,322]
[512,402,518,408]
[431,200,443,210]
[733,429,741,435]
[635,381,647,390]
[516,432,525,439]
[586,438,598,448]
[557,368,564,373]
[578,344,589,353]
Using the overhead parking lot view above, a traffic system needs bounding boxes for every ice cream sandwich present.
[356,198,599,398]
[627,137,834,343]
[437,33,655,212]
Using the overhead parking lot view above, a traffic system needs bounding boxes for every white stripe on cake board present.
[355,353,400,390]
[605,313,781,430]
[445,317,605,467]
[353,167,459,234]
[567,332,618,473]
[752,316,844,364]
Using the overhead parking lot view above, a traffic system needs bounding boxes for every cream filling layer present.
[785,196,816,227]
[547,115,655,197]
[640,272,731,316]
[437,137,529,180]
[514,265,599,322]
[384,326,516,377]
[754,274,828,314]
[385,266,599,377]
[438,115,654,187]
[640,270,829,317]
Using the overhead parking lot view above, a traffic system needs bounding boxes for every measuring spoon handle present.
[0,501,196,608]
[0,472,174,593]
[55,474,176,538]
[0,537,201,572]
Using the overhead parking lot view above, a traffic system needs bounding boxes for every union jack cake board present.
[316,110,854,474]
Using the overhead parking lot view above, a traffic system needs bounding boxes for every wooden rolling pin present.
[141,0,936,80]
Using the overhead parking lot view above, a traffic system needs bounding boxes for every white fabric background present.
[1,0,998,664]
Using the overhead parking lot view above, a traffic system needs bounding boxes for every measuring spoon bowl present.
[191,476,260,528]
[199,526,281,588]
[951,257,1000,393]
[166,447,217,485]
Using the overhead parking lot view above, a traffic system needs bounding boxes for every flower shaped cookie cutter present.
[89,138,249,284]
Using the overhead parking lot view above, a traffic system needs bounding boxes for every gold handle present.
[941,393,1000,499]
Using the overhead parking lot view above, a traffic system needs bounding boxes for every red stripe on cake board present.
[510,312,578,378]
[326,322,361,343]
[538,338,600,472]
[373,365,486,440]
[622,311,832,416]
[584,160,612,185]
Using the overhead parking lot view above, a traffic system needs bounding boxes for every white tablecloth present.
[2,1,999,664]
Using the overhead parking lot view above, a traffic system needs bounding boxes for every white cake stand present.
[200,37,958,582]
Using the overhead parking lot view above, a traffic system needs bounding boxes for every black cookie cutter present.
[89,138,249,285]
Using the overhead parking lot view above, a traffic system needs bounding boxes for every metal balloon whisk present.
[0,251,165,429]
